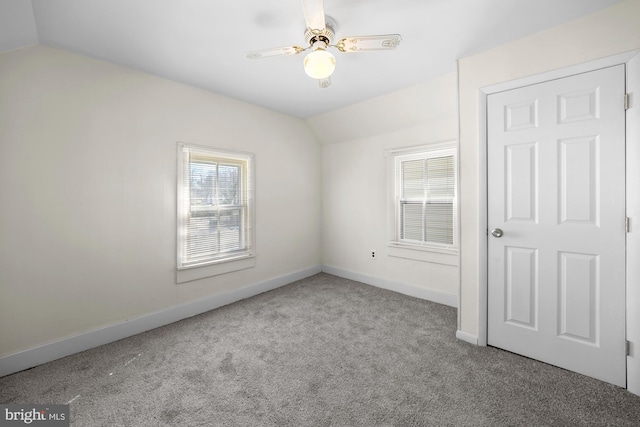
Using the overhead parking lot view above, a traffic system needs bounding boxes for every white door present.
[487,65,626,387]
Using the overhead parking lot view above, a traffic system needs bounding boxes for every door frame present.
[476,50,640,394]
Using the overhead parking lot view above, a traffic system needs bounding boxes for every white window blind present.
[395,148,456,249]
[177,144,254,269]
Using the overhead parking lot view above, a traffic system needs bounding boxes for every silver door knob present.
[491,228,504,238]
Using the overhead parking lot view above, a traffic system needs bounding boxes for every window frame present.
[387,141,458,259]
[176,143,255,281]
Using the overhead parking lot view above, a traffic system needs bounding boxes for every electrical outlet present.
[371,250,376,258]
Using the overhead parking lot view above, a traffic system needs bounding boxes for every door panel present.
[505,246,538,329]
[487,65,626,387]
[506,142,538,222]
[558,251,598,344]
[559,136,599,224]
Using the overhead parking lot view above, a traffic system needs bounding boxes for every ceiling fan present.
[246,0,402,88]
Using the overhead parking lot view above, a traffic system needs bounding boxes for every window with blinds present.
[177,143,254,269]
[395,147,457,249]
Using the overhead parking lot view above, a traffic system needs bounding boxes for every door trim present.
[476,49,640,394]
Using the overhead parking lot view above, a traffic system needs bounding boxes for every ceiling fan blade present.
[245,46,305,59]
[301,0,326,32]
[336,34,402,53]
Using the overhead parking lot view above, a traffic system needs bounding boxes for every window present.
[390,143,457,253]
[177,143,254,271]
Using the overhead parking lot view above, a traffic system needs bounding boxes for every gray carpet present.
[1,273,639,426]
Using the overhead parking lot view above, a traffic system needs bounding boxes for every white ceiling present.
[1,0,621,118]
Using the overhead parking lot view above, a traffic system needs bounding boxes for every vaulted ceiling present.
[0,0,621,118]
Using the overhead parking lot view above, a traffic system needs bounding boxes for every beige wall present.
[0,45,322,357]
[458,0,640,338]
[312,73,459,302]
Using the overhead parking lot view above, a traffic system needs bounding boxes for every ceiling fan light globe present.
[303,49,336,80]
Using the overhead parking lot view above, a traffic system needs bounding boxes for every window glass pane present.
[218,163,240,205]
[187,214,219,259]
[426,156,455,199]
[190,162,216,206]
[402,159,425,199]
[219,207,243,252]
[401,202,424,241]
[425,203,454,245]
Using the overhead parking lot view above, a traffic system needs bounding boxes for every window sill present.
[387,243,458,266]
[177,255,256,283]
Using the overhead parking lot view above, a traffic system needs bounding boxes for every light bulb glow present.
[303,48,336,80]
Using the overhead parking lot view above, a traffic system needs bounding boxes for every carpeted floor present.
[1,273,639,426]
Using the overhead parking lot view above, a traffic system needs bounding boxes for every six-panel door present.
[487,65,626,387]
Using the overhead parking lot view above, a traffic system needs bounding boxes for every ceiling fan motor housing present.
[304,22,335,47]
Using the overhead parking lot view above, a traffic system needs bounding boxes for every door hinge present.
[627,340,632,357]
[624,93,630,110]
[626,217,631,233]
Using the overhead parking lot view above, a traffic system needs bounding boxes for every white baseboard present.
[0,266,322,378]
[455,330,479,345]
[322,265,458,308]
[1,265,459,377]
